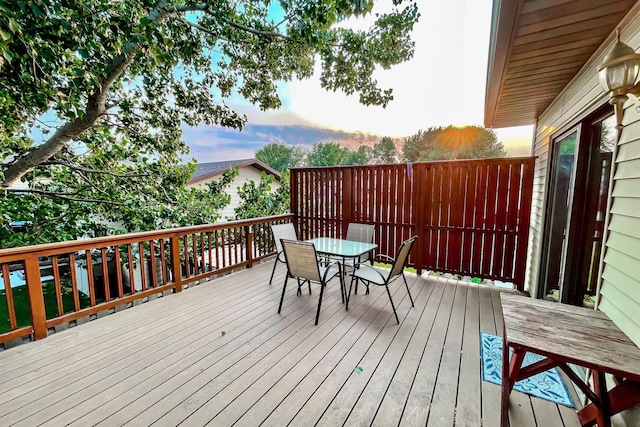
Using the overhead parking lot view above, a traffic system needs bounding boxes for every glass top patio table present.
[306,237,377,258]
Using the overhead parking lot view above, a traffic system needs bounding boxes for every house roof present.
[188,158,281,185]
[484,0,637,129]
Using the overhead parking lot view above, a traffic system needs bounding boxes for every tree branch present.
[3,188,126,206]
[44,161,151,178]
[1,0,173,188]
[179,17,230,43]
[174,4,294,42]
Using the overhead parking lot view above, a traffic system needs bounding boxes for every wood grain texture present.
[486,0,636,128]
[0,263,577,426]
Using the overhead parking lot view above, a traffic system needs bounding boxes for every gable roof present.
[188,158,281,185]
[484,0,637,129]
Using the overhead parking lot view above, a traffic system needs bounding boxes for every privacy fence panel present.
[290,157,534,290]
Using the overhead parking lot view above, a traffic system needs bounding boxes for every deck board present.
[0,261,581,426]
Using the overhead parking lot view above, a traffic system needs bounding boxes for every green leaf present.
[8,18,21,33]
[30,3,43,17]
[0,29,12,42]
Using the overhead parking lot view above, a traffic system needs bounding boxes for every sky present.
[184,0,535,163]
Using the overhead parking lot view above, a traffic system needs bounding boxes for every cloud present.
[182,123,385,162]
[179,0,535,163]
[182,121,532,163]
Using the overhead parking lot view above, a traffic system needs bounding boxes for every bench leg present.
[508,349,526,392]
[501,326,511,427]
[592,371,612,427]
[578,378,640,427]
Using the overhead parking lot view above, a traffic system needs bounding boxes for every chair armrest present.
[374,254,394,263]
[322,260,342,282]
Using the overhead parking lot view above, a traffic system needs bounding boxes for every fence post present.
[411,164,425,274]
[342,168,353,236]
[246,225,253,268]
[290,169,299,235]
[514,159,535,291]
[24,257,48,340]
[170,235,183,292]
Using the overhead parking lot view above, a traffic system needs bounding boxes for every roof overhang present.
[484,0,637,129]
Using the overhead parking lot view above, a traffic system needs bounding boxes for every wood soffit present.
[484,0,637,129]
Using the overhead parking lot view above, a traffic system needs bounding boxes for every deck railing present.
[0,214,293,345]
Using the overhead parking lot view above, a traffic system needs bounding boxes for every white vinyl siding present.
[599,104,640,346]
[187,167,281,222]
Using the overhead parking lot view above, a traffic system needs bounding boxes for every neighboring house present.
[187,158,281,221]
[486,0,640,422]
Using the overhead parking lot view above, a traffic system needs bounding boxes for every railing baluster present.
[2,264,17,330]
[127,244,135,295]
[159,239,168,285]
[69,254,80,311]
[101,248,110,303]
[170,235,182,292]
[215,230,220,270]
[138,242,147,292]
[52,256,63,317]
[192,234,198,275]
[149,240,157,289]
[85,250,96,307]
[114,246,124,298]
[183,235,190,278]
[246,225,253,267]
[207,233,213,272]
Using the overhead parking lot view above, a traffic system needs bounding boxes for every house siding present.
[187,167,281,221]
[598,105,640,347]
[530,11,640,350]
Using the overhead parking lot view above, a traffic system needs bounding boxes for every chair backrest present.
[345,223,375,244]
[280,239,322,282]
[389,236,419,279]
[271,223,297,255]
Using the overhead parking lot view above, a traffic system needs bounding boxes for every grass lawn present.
[0,280,92,334]
[373,262,418,274]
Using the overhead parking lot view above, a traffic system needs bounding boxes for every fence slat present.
[290,158,534,288]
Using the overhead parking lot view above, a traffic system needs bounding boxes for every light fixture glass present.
[598,41,640,95]
[597,34,640,129]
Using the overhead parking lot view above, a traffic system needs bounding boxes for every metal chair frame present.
[278,239,344,325]
[348,236,418,324]
[269,223,297,285]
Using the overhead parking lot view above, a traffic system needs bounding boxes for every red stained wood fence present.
[290,158,535,290]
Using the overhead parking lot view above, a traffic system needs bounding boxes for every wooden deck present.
[0,260,581,426]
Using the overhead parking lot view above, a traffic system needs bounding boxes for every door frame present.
[538,103,614,305]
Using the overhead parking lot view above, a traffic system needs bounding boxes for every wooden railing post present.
[170,235,183,292]
[290,169,299,234]
[246,225,253,268]
[342,167,353,236]
[411,164,425,274]
[24,257,48,340]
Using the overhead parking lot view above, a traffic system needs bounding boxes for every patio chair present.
[339,223,376,294]
[348,235,418,324]
[278,239,344,325]
[345,222,375,265]
[269,223,297,285]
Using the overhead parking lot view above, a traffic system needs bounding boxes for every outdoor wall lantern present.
[598,31,640,129]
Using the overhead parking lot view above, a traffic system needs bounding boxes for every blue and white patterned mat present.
[481,332,574,408]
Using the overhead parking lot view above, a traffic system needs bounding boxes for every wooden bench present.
[500,293,640,427]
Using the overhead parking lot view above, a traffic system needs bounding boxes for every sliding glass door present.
[539,109,615,306]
